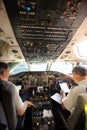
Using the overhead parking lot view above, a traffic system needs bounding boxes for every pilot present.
[50,65,87,130]
[62,65,87,112]
[0,62,34,129]
[59,65,87,129]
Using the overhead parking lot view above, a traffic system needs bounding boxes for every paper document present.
[59,82,70,93]
[51,93,62,104]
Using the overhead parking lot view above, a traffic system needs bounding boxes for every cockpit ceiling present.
[3,0,87,62]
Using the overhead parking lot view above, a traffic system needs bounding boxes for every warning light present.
[26,6,31,11]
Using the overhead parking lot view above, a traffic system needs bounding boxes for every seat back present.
[68,93,87,130]
[0,79,17,130]
[58,93,87,130]
[0,102,8,130]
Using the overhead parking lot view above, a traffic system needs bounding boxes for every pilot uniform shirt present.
[8,81,24,110]
[62,79,87,112]
[2,80,24,111]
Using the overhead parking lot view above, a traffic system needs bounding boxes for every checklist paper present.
[59,82,70,93]
[51,93,62,104]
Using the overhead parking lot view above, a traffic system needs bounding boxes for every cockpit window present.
[9,61,73,75]
[75,40,87,59]
[9,62,29,75]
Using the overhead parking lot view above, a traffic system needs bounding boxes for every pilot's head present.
[72,65,87,84]
[0,62,9,81]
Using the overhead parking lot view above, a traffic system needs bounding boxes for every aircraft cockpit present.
[0,0,87,130]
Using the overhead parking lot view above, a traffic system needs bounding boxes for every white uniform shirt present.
[8,81,24,110]
[62,79,87,112]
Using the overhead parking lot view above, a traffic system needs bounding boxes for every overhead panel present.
[3,0,84,62]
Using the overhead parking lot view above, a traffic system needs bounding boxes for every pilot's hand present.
[64,73,73,79]
[27,101,35,107]
[60,90,65,99]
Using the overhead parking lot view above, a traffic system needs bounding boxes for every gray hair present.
[72,66,87,76]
